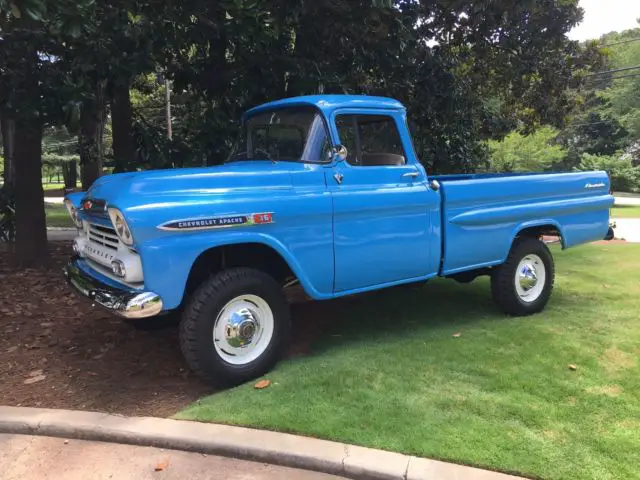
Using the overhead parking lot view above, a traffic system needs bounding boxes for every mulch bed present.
[592,239,628,245]
[0,242,334,417]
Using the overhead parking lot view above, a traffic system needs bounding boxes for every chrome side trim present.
[157,212,274,232]
[63,258,163,319]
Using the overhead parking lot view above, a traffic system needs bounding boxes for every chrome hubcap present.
[518,263,538,292]
[225,309,258,348]
[213,294,274,365]
[514,254,546,303]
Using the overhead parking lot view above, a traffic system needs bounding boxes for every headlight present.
[107,208,134,246]
[64,199,83,228]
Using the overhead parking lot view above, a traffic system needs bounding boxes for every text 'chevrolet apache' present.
[63,95,615,386]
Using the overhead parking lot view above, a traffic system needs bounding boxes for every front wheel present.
[180,268,290,387]
[491,237,555,316]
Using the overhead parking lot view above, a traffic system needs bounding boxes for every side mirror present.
[332,144,348,162]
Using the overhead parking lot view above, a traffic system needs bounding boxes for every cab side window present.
[335,114,406,166]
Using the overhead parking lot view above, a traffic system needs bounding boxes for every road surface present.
[0,434,346,480]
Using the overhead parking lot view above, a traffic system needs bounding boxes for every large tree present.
[157,0,600,171]
[0,0,606,267]
[0,0,93,265]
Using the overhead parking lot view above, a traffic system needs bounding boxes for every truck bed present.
[436,171,613,275]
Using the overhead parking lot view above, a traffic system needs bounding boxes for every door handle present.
[402,171,420,179]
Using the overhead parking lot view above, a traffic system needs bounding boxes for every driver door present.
[328,110,439,293]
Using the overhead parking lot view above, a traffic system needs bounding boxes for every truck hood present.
[85,161,297,207]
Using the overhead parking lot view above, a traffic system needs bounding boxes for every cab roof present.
[243,95,405,119]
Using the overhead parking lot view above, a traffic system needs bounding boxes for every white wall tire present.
[491,238,555,316]
[180,268,290,387]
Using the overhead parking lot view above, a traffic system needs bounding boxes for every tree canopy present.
[0,0,610,265]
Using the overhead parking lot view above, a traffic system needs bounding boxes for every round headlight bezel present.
[107,207,134,246]
[64,199,83,228]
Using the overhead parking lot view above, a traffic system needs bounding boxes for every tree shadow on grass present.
[289,275,587,358]
[289,278,492,354]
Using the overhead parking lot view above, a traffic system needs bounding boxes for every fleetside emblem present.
[159,213,274,231]
[585,182,605,189]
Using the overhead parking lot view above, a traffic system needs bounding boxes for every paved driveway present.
[0,434,345,480]
[612,218,640,243]
[614,194,640,206]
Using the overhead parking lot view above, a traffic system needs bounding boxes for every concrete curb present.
[0,406,524,480]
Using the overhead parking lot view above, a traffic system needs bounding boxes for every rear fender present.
[510,219,565,250]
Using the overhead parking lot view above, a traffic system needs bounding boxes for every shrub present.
[576,153,640,193]
[486,127,567,173]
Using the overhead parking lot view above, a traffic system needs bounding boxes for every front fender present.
[64,191,85,209]
[138,231,331,310]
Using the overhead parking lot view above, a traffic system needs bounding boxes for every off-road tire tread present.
[179,267,290,387]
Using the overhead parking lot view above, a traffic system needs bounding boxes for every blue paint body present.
[66,95,613,312]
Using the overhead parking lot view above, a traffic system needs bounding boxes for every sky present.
[569,0,640,41]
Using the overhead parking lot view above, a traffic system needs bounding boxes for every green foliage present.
[556,112,628,170]
[42,152,80,165]
[486,127,567,172]
[562,27,640,170]
[156,0,596,172]
[1,0,602,175]
[598,27,640,142]
[576,153,640,193]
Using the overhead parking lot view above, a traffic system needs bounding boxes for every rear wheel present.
[491,237,555,316]
[179,268,290,387]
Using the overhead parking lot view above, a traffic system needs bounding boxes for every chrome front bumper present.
[63,258,163,319]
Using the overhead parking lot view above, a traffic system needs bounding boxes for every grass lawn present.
[45,203,74,228]
[177,244,640,480]
[611,205,640,219]
[43,182,67,191]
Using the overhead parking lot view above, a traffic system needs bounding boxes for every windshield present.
[228,106,331,163]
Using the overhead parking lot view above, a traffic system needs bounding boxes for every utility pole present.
[165,79,172,140]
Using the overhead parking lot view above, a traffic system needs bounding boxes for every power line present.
[601,37,640,47]
[567,121,615,128]
[590,72,640,82]
[583,65,640,78]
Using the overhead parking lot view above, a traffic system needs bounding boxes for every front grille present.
[81,198,108,217]
[88,223,120,250]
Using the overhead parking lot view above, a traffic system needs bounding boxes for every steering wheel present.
[254,148,273,161]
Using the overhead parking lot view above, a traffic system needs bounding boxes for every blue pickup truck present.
[63,95,614,386]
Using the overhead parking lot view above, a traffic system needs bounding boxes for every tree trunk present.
[111,82,135,174]
[8,27,48,266]
[1,112,15,185]
[14,121,47,267]
[62,160,77,190]
[79,83,105,190]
